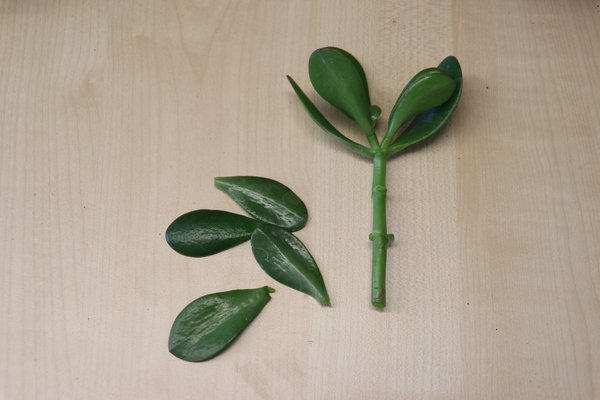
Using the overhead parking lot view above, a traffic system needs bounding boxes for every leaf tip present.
[442,55,458,63]
[286,75,297,86]
[439,56,463,81]
[317,291,331,307]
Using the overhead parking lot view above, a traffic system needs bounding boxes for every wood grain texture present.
[1,1,599,399]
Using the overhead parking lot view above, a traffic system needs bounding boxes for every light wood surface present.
[2,1,599,399]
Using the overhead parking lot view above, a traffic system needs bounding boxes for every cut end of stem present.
[371,289,386,309]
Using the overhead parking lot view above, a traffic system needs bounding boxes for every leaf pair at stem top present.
[287,47,462,157]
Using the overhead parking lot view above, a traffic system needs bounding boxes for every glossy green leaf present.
[382,67,456,147]
[308,47,374,134]
[215,176,308,231]
[169,286,274,362]
[166,210,260,257]
[389,56,463,154]
[287,75,374,158]
[251,224,330,306]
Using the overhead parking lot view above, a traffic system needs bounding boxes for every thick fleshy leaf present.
[389,56,463,154]
[309,47,374,134]
[287,76,374,158]
[215,176,308,231]
[169,286,274,362]
[166,210,259,257]
[383,67,456,147]
[251,224,330,306]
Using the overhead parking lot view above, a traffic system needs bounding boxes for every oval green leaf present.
[309,47,374,134]
[383,67,456,147]
[215,176,308,231]
[287,75,374,158]
[169,286,274,362]
[389,56,463,154]
[166,210,260,257]
[251,224,330,306]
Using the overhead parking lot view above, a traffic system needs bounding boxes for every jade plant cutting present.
[287,47,462,308]
[166,176,329,361]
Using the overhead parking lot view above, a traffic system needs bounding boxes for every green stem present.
[370,152,393,308]
[365,127,381,152]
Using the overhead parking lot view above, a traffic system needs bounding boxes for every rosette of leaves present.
[166,176,330,307]
[287,47,462,308]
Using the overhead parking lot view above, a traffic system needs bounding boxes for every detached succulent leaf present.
[166,210,259,257]
[287,76,374,158]
[309,47,374,134]
[251,224,331,306]
[383,67,456,146]
[215,176,308,231]
[169,286,274,362]
[389,56,463,154]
